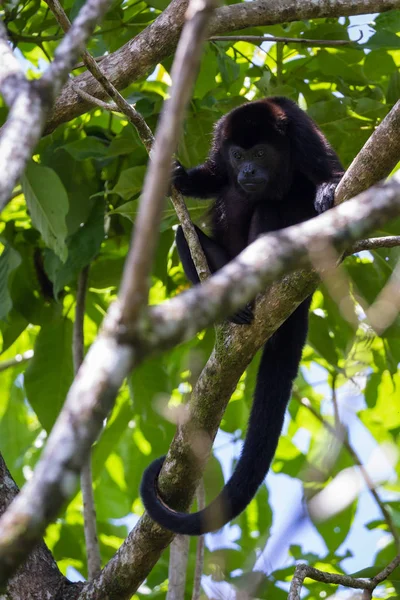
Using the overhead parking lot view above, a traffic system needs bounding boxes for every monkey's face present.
[228,143,281,197]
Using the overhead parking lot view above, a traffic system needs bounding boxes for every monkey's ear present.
[275,114,288,135]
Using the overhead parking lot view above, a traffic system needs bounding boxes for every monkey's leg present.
[176,225,252,324]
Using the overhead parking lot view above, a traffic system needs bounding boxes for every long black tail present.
[141,299,311,535]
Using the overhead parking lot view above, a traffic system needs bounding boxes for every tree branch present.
[73,267,102,580]
[167,535,189,600]
[44,0,400,134]
[335,100,400,204]
[0,0,113,210]
[0,453,80,599]
[209,34,359,47]
[191,481,205,600]
[1,17,399,593]
[117,0,217,324]
[349,235,400,255]
[288,554,400,600]
[76,178,400,600]
[0,351,33,373]
[295,396,400,549]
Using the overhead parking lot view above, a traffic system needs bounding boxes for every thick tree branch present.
[44,0,400,134]
[0,0,217,587]
[0,453,81,599]
[0,178,398,594]
[76,178,400,600]
[118,0,217,324]
[336,100,400,204]
[1,26,399,594]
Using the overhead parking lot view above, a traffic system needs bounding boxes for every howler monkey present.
[141,97,344,535]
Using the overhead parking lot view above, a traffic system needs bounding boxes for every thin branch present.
[191,480,205,600]
[288,554,400,600]
[45,0,153,152]
[167,535,190,600]
[349,235,400,255]
[47,0,209,281]
[72,82,119,112]
[295,396,400,549]
[73,267,102,580]
[209,34,359,47]
[0,351,33,373]
[117,0,218,325]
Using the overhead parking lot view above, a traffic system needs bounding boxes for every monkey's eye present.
[255,149,265,158]
[232,150,243,160]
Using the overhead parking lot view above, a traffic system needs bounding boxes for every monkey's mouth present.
[240,181,265,193]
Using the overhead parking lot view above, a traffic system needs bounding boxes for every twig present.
[72,81,119,112]
[73,267,102,580]
[48,0,209,281]
[288,554,400,600]
[295,396,400,550]
[118,0,218,324]
[209,34,360,47]
[191,480,205,600]
[348,235,400,255]
[73,55,106,70]
[0,351,33,373]
[45,0,153,152]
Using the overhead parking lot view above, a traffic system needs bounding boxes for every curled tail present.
[141,300,310,535]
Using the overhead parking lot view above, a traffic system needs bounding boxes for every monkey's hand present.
[229,303,254,325]
[172,161,192,195]
[314,181,338,214]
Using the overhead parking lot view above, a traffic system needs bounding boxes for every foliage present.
[1,1,400,598]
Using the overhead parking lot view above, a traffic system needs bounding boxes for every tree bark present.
[44,0,400,133]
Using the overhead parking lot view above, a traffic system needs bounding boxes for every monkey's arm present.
[173,161,227,198]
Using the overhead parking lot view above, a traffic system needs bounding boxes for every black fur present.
[140,97,344,535]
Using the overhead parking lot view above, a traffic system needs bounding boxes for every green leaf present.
[0,244,21,320]
[21,162,69,262]
[44,201,105,297]
[363,30,400,50]
[24,318,74,431]
[363,49,397,80]
[387,71,400,104]
[61,137,109,160]
[110,166,146,199]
